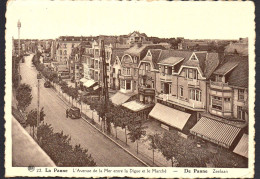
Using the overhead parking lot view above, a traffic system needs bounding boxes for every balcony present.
[157,94,205,110]
[209,106,232,118]
[210,80,232,91]
[138,86,155,96]
[160,73,172,82]
[187,79,200,87]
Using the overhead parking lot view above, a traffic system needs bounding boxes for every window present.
[72,44,74,48]
[113,68,115,73]
[76,66,79,69]
[60,50,62,55]
[145,64,150,71]
[224,98,231,102]
[190,89,201,101]
[186,69,197,79]
[238,89,244,100]
[169,84,172,94]
[118,69,121,75]
[168,67,172,75]
[237,106,245,120]
[180,86,184,97]
[134,69,138,76]
[164,66,168,74]
[126,81,131,90]
[123,68,126,75]
[134,57,138,63]
[161,82,164,93]
[152,81,154,88]
[64,50,67,55]
[127,68,131,75]
[64,44,67,48]
[121,80,125,89]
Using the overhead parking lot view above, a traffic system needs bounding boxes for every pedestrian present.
[66,109,68,118]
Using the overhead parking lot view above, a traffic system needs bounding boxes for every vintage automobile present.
[44,81,51,88]
[67,107,81,119]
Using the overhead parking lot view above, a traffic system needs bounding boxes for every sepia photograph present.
[5,1,255,178]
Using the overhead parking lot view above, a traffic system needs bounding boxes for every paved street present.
[19,54,145,167]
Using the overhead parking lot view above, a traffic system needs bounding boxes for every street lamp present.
[36,73,42,139]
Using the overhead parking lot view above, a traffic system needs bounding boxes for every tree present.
[155,131,179,167]
[16,83,32,111]
[146,133,161,165]
[37,123,96,166]
[26,107,46,138]
[127,116,146,154]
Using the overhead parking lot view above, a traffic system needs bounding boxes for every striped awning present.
[149,103,191,131]
[190,117,241,148]
[233,134,248,158]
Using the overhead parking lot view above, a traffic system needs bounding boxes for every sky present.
[6,1,255,40]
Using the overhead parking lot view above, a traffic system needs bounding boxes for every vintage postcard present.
[5,0,255,178]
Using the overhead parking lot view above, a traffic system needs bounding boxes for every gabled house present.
[110,44,165,106]
[119,44,165,94]
[190,54,248,149]
[110,48,127,90]
[150,50,220,134]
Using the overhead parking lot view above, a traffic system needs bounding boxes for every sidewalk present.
[51,82,172,167]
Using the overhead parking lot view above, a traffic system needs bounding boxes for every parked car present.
[44,81,51,88]
[67,107,81,119]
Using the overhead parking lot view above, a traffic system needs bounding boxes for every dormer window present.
[191,54,197,61]
[186,68,197,79]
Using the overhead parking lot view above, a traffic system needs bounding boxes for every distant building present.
[55,36,90,67]
[126,31,150,46]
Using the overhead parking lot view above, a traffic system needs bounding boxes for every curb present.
[49,83,150,167]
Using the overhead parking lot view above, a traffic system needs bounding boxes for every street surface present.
[19,54,145,167]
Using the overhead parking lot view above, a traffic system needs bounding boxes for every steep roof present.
[222,55,248,88]
[140,49,163,69]
[213,61,239,75]
[124,44,165,58]
[111,48,128,65]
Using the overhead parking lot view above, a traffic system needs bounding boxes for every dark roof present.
[111,48,127,65]
[140,49,163,69]
[124,44,165,58]
[213,61,239,75]
[223,55,248,88]
[183,52,219,78]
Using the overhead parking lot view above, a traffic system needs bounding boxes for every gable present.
[189,53,199,61]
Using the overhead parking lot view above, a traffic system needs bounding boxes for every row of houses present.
[67,39,248,152]
[45,34,249,158]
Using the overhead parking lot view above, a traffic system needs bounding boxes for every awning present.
[122,100,151,112]
[93,85,101,91]
[83,80,96,88]
[110,91,135,106]
[80,78,88,83]
[190,117,241,148]
[149,103,191,130]
[233,134,248,158]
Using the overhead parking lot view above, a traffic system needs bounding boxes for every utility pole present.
[100,40,109,132]
[17,20,21,85]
